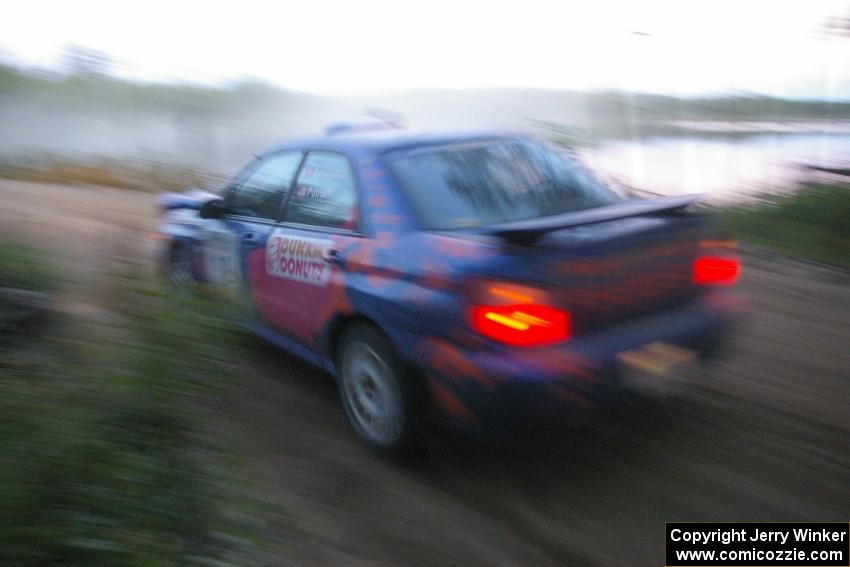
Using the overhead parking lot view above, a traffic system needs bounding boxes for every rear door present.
[257,151,361,349]
[201,150,304,319]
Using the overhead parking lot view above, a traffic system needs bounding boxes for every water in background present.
[2,79,849,200]
[585,131,850,202]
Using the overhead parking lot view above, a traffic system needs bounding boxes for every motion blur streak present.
[1,2,849,566]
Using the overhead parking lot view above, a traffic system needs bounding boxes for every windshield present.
[389,139,621,230]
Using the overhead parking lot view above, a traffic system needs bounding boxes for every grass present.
[0,242,60,292]
[714,182,850,269]
[0,244,273,566]
[0,158,216,192]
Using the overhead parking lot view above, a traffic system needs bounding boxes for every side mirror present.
[199,198,227,219]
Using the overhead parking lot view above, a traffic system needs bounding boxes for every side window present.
[283,152,357,229]
[228,151,302,220]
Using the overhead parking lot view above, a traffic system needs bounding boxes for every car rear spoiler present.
[484,194,700,245]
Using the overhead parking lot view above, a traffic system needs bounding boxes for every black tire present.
[336,323,422,457]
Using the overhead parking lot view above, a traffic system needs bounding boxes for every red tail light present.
[693,257,740,286]
[469,282,571,347]
[472,304,571,347]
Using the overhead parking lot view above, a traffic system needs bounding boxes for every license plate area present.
[617,341,699,396]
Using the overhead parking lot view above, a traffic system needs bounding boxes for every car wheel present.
[166,242,195,289]
[337,323,421,456]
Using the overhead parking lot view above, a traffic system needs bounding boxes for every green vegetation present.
[2,61,849,135]
[0,61,316,117]
[586,91,850,123]
[0,242,60,292]
[0,245,271,565]
[715,183,850,269]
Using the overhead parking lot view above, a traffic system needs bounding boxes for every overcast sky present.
[2,0,849,98]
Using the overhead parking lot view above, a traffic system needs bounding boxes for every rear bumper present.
[416,290,744,436]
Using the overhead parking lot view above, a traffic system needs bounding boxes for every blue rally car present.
[156,126,743,455]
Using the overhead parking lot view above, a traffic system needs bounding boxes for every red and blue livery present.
[156,127,743,455]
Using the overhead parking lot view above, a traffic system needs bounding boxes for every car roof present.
[263,129,523,157]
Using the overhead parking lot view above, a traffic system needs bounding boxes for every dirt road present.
[2,180,849,566]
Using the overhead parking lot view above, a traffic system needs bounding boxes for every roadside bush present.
[716,182,850,269]
[0,242,59,292]
[0,158,216,192]
[0,254,267,566]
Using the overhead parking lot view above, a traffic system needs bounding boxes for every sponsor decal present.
[266,231,331,286]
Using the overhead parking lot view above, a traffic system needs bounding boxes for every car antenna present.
[365,107,404,128]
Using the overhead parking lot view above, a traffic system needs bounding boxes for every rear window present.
[389,140,620,230]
